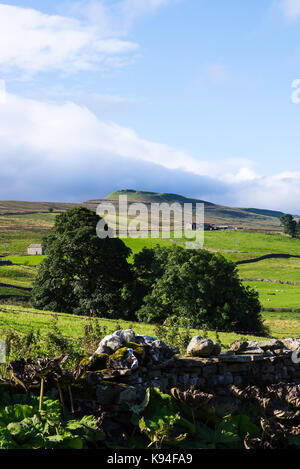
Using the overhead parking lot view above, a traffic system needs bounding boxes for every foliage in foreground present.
[0,393,103,449]
[1,383,299,450]
[1,349,300,450]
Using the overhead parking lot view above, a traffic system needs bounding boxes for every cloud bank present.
[0,90,299,213]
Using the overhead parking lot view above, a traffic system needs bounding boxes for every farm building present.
[185,223,213,231]
[27,244,44,255]
[213,225,236,231]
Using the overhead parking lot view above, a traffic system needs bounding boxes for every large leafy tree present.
[32,207,135,318]
[135,246,265,334]
[280,214,297,238]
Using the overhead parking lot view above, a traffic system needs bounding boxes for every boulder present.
[119,329,136,343]
[186,337,215,357]
[150,339,179,362]
[95,329,136,354]
[283,338,300,352]
[95,334,123,354]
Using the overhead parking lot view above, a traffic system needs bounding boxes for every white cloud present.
[280,0,300,20]
[0,3,138,76]
[67,0,175,36]
[0,90,300,212]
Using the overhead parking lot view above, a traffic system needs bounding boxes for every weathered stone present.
[212,343,221,356]
[108,347,139,370]
[120,329,136,343]
[135,334,158,345]
[253,339,285,351]
[186,337,215,357]
[150,339,178,362]
[229,341,249,353]
[283,338,300,352]
[206,375,218,387]
[239,346,264,355]
[95,334,123,354]
[117,386,138,404]
[202,364,218,377]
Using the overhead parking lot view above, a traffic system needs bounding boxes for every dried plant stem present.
[39,377,45,412]
[68,385,74,413]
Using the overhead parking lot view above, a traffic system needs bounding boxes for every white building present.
[27,244,44,255]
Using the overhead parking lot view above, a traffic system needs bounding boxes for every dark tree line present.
[32,207,265,334]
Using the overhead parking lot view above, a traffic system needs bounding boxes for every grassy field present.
[0,212,57,255]
[237,257,300,282]
[173,230,300,255]
[0,265,37,288]
[6,255,45,265]
[242,281,300,309]
[0,287,30,296]
[0,305,298,350]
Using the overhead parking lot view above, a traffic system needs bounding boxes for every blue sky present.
[1,0,300,211]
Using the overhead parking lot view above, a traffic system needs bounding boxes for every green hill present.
[85,189,282,231]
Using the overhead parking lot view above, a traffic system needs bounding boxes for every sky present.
[1,0,300,211]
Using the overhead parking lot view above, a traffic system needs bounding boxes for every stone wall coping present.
[151,352,293,370]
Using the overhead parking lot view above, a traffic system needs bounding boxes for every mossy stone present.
[79,353,109,372]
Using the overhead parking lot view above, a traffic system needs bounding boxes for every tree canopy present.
[32,207,134,318]
[280,214,298,238]
[134,246,264,334]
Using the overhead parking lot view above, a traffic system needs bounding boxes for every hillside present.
[0,200,80,215]
[241,208,285,219]
[85,189,282,231]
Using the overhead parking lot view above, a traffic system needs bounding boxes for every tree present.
[32,207,135,318]
[135,246,265,334]
[280,214,297,238]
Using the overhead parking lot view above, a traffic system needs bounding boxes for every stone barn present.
[27,244,44,255]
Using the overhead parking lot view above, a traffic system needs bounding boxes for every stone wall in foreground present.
[87,351,300,407]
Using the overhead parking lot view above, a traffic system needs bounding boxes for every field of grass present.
[174,230,300,255]
[6,255,45,265]
[237,257,300,283]
[243,281,300,309]
[0,213,58,254]
[0,305,298,349]
[122,237,175,259]
[0,287,30,296]
[0,265,36,288]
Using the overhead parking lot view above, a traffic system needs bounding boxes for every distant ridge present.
[84,189,282,231]
[241,208,285,219]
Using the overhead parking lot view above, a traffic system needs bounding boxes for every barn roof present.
[28,244,42,248]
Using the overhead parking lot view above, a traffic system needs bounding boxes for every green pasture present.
[6,255,45,265]
[237,257,300,283]
[243,281,300,309]
[0,305,299,349]
[0,265,37,288]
